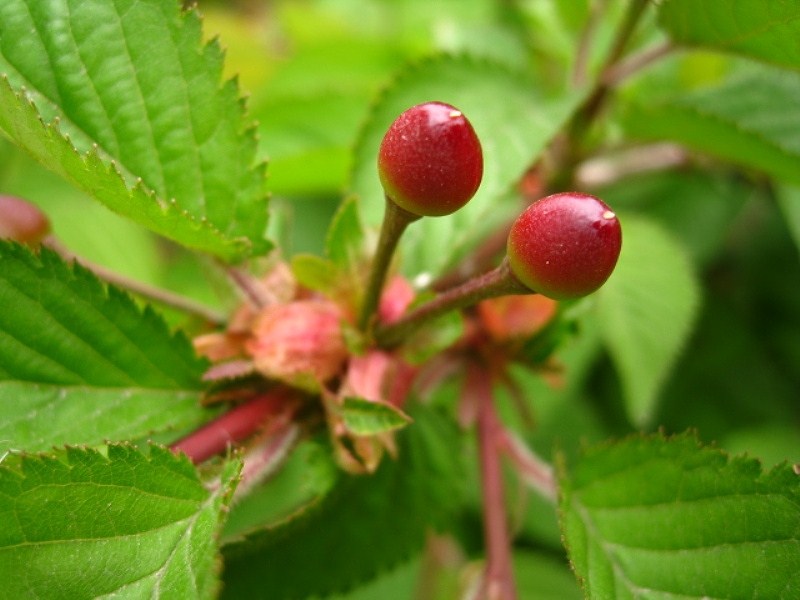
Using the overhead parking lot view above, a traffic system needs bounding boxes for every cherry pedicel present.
[507,192,622,300]
[360,102,483,330]
[378,101,483,217]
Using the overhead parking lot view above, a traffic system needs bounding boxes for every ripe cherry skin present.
[507,192,622,300]
[378,101,483,217]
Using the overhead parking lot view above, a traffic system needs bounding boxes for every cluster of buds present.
[189,101,622,473]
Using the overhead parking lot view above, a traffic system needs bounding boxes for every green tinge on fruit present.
[507,192,622,300]
[378,101,483,217]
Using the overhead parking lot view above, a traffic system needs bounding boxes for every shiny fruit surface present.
[507,192,621,300]
[378,101,483,217]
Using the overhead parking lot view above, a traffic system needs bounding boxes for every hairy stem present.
[498,428,557,502]
[358,197,419,332]
[226,265,271,308]
[572,0,609,87]
[470,363,517,600]
[602,40,675,87]
[374,259,529,348]
[170,388,298,463]
[552,0,652,190]
[47,238,226,325]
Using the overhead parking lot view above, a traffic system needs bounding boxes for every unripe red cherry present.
[507,192,622,300]
[378,101,483,217]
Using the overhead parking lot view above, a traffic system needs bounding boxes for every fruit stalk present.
[170,389,297,463]
[357,197,419,331]
[471,363,518,600]
[374,259,528,348]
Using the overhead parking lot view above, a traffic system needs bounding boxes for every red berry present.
[378,102,483,217]
[0,195,51,245]
[507,192,622,300]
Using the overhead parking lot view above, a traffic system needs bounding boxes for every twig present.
[602,40,675,87]
[572,0,609,88]
[497,428,556,502]
[47,238,227,325]
[576,142,689,188]
[225,264,271,308]
[170,388,298,463]
[468,363,518,600]
[374,259,528,348]
[550,0,653,191]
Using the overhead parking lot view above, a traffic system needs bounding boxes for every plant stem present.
[602,39,674,87]
[47,238,227,325]
[470,363,517,600]
[226,264,271,308]
[572,0,608,87]
[374,259,529,348]
[498,429,556,502]
[552,0,652,190]
[357,197,419,331]
[170,388,297,463]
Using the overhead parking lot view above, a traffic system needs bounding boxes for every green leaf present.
[514,551,583,600]
[349,55,584,276]
[0,242,211,450]
[340,397,413,435]
[0,445,240,599]
[0,242,204,387]
[222,436,338,541]
[326,195,367,274]
[0,381,212,456]
[289,253,339,295]
[597,217,700,426]
[0,0,269,261]
[558,433,800,599]
[777,185,800,259]
[220,406,465,599]
[254,92,370,196]
[658,0,800,71]
[622,65,800,186]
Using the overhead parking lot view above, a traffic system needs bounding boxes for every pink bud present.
[245,300,348,392]
[0,195,50,245]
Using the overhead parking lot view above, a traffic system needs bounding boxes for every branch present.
[47,237,227,325]
[602,40,675,87]
[468,363,518,600]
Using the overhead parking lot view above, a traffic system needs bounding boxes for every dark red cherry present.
[378,101,483,217]
[507,192,622,300]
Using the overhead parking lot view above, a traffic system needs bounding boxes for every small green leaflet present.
[658,0,800,72]
[0,445,241,599]
[340,397,412,435]
[559,433,800,599]
[0,0,269,261]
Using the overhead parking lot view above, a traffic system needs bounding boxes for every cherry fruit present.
[378,101,483,217]
[507,192,622,300]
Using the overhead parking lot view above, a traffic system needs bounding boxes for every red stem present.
[468,363,518,600]
[170,388,297,463]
